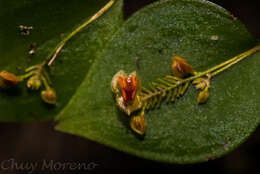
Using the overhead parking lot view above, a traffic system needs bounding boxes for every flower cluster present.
[0,65,56,105]
[111,56,213,135]
[171,55,210,103]
[111,70,145,135]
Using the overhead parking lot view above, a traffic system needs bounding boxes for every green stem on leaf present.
[141,45,260,106]
[21,0,116,90]
[46,0,116,66]
[184,45,260,82]
[210,45,260,77]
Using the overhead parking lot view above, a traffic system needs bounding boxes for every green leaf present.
[0,0,123,121]
[56,0,258,163]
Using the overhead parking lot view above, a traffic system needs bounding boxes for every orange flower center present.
[118,76,137,104]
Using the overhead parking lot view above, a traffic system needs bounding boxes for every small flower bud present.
[171,56,194,78]
[130,114,146,135]
[193,78,210,90]
[197,88,210,104]
[0,70,21,88]
[41,88,56,104]
[27,75,42,90]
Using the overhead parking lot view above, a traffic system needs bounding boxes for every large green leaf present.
[56,0,258,163]
[0,0,123,121]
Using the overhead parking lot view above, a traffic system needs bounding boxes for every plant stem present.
[142,45,260,102]
[45,0,116,66]
[19,71,36,80]
[210,45,260,77]
[41,75,51,90]
[21,1,116,90]
[188,45,260,80]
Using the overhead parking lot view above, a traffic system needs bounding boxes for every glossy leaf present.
[56,0,258,163]
[0,0,123,121]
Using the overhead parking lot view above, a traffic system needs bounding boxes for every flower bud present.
[193,78,210,90]
[171,56,194,78]
[197,88,210,104]
[0,70,21,88]
[27,75,42,90]
[130,114,146,135]
[41,88,56,104]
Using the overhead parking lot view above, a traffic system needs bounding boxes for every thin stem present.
[19,71,36,80]
[46,0,116,66]
[184,45,260,82]
[25,65,40,72]
[142,45,260,102]
[47,44,64,66]
[41,75,51,90]
[211,45,260,77]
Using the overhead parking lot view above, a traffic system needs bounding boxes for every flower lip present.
[118,76,137,104]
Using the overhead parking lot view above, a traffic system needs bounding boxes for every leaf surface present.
[56,0,258,163]
[0,0,123,121]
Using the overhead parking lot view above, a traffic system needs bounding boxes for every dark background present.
[0,0,260,173]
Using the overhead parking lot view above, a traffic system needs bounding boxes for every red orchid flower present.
[118,75,138,104]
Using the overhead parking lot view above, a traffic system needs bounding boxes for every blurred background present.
[0,0,260,173]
